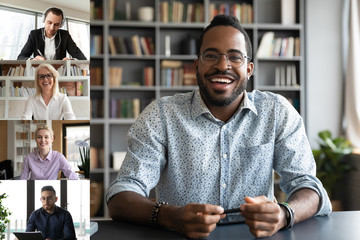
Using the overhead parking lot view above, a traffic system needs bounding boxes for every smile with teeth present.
[210,78,233,84]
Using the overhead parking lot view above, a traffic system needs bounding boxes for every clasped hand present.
[173,196,286,239]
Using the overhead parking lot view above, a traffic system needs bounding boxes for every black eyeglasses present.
[199,50,250,68]
[38,73,53,80]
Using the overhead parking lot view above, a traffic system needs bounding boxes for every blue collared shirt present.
[26,206,76,240]
[107,89,332,216]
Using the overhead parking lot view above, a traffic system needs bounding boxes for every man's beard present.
[196,70,247,106]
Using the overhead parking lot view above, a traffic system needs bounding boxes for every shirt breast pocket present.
[234,142,275,188]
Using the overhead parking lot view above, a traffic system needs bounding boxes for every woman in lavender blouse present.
[20,125,79,180]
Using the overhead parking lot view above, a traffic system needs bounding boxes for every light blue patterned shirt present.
[107,89,331,216]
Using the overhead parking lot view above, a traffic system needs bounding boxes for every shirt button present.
[222,183,227,188]
[223,154,227,159]
[223,125,227,130]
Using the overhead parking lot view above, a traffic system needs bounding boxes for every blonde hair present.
[35,63,60,97]
[35,125,54,139]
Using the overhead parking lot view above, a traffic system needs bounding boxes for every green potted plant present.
[0,182,11,240]
[312,130,354,204]
[76,140,90,179]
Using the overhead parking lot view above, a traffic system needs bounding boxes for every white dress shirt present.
[44,32,56,60]
[22,93,76,120]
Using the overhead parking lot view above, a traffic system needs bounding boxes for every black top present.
[17,28,86,60]
[26,206,76,240]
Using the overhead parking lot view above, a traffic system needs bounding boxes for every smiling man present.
[26,185,76,240]
[106,15,332,239]
[17,7,86,60]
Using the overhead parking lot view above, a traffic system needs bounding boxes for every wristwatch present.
[278,202,295,229]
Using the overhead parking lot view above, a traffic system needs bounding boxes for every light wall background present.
[306,0,344,148]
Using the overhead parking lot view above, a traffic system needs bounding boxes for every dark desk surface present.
[91,211,360,240]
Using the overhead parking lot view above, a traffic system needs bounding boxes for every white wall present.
[306,0,344,148]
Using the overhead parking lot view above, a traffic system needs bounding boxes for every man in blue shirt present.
[106,15,332,239]
[26,185,76,240]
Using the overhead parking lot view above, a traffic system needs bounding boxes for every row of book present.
[257,32,300,58]
[108,35,155,56]
[275,64,298,87]
[160,60,197,87]
[110,98,153,119]
[108,0,130,21]
[9,86,36,97]
[57,65,89,76]
[16,132,35,140]
[16,146,36,155]
[1,65,88,77]
[110,98,141,119]
[3,65,26,76]
[90,0,103,20]
[109,66,154,87]
[209,3,253,24]
[160,1,204,23]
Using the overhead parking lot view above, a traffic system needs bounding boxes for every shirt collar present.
[190,89,258,120]
[43,28,57,40]
[37,149,54,162]
[41,205,59,215]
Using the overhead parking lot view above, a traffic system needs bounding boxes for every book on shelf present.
[91,34,103,55]
[91,98,104,118]
[5,65,25,76]
[90,67,103,86]
[108,35,154,55]
[110,98,141,119]
[209,3,253,23]
[109,66,123,87]
[143,66,154,86]
[90,147,104,169]
[160,1,204,23]
[160,60,196,87]
[90,0,103,20]
[257,32,300,58]
[275,64,298,87]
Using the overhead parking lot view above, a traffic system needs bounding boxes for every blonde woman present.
[21,63,76,120]
[20,125,79,180]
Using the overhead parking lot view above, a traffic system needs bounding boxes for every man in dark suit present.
[17,7,86,60]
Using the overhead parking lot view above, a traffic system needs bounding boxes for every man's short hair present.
[197,15,253,60]
[41,185,56,195]
[44,7,64,20]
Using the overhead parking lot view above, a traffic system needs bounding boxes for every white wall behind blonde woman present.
[306,0,344,148]
[0,0,89,22]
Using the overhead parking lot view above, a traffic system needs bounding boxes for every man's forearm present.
[287,188,320,224]
[108,191,156,225]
